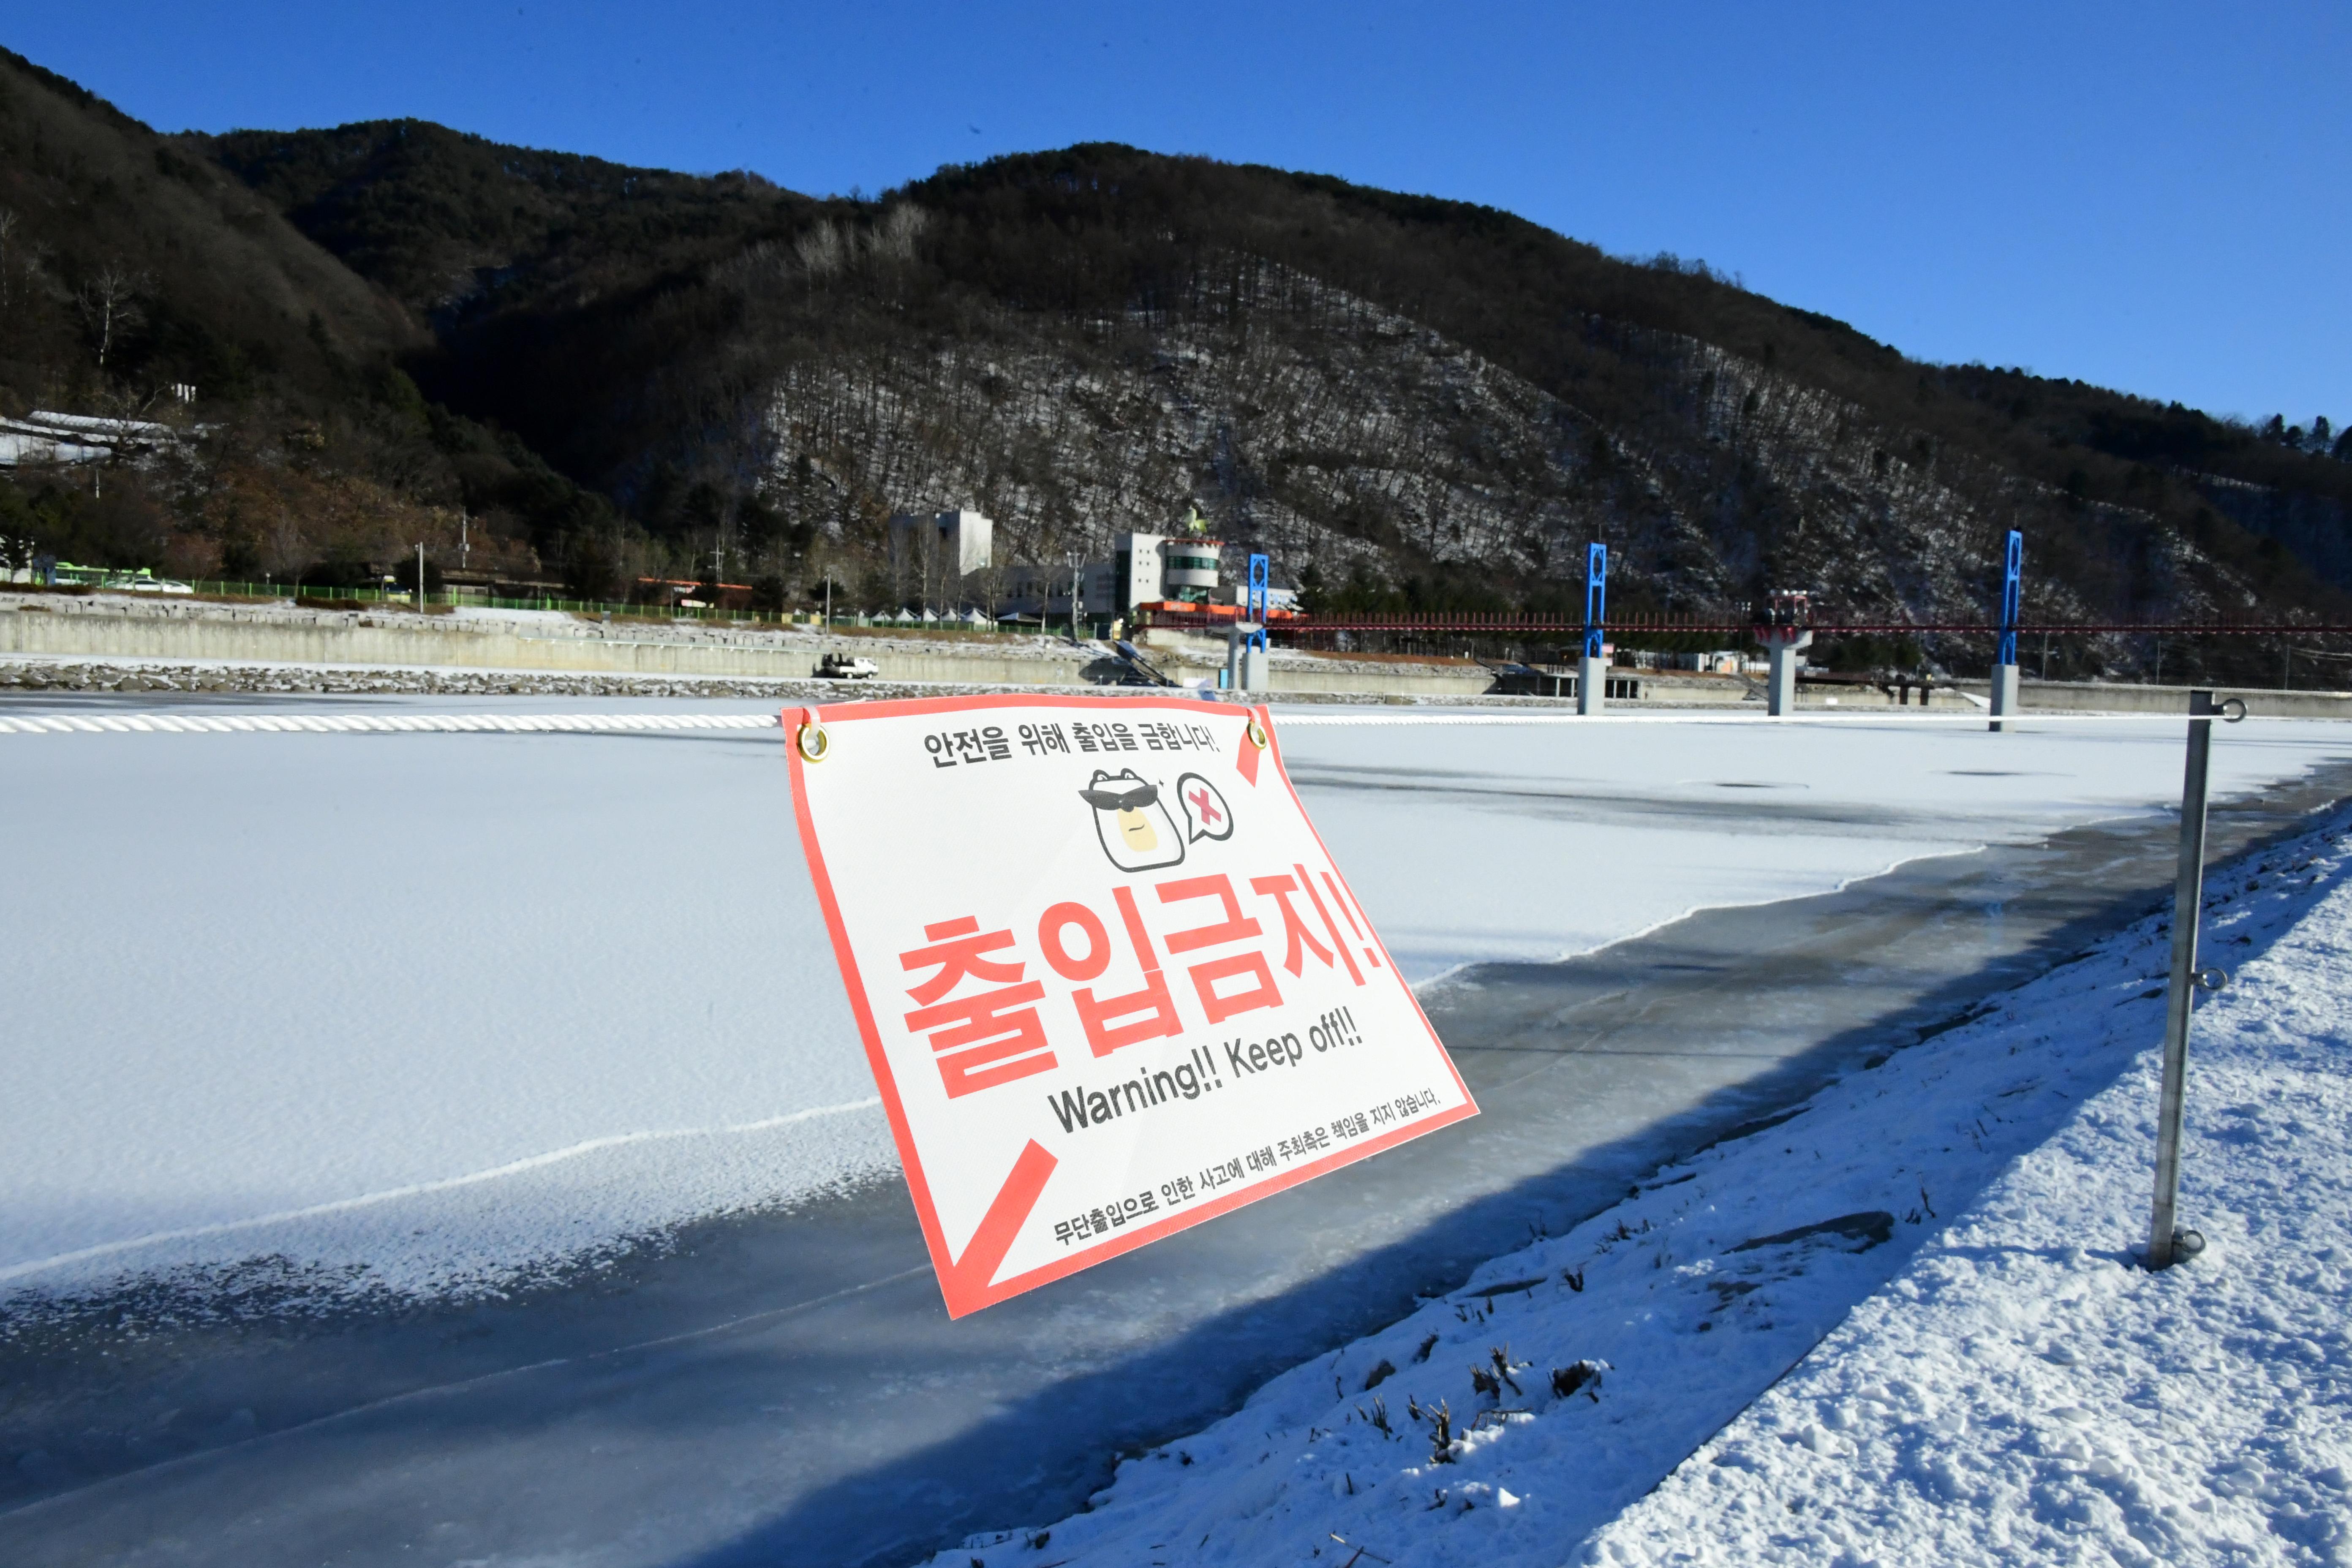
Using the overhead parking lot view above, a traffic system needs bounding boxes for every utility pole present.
[416,542,426,610]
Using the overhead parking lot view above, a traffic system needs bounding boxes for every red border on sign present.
[785,694,1478,1318]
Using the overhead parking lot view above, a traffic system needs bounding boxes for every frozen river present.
[6,692,2352,1564]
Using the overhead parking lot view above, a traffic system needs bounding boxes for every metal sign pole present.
[2147,689,2242,1269]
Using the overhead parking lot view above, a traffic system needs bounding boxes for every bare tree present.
[77,261,145,370]
[794,222,847,283]
[264,506,308,584]
[870,203,930,264]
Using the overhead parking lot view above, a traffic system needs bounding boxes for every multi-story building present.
[1105,531,1220,611]
[996,512,1300,627]
[1002,529,1227,622]
[887,509,994,607]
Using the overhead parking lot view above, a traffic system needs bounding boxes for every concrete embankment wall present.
[0,597,1496,699]
[1782,678,2352,718]
[0,604,1089,685]
[18,598,2338,713]
[1139,630,1492,700]
[1250,662,1494,699]
[2013,679,2352,720]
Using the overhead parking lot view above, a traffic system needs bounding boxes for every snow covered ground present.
[924,803,2352,1568]
[5,705,2352,1307]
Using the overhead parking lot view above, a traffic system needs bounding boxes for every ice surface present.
[917,798,2352,1568]
[1292,715,2352,980]
[5,703,2352,1301]
[0,700,887,1296]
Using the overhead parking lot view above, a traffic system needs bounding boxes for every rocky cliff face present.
[745,256,2236,671]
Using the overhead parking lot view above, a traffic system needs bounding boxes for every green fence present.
[19,571,1058,638]
[168,581,1025,637]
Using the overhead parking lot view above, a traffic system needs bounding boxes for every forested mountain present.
[0,51,408,403]
[195,120,811,329]
[0,50,618,588]
[5,46,2348,681]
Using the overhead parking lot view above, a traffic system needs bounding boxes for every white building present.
[887,508,994,608]
[990,506,1282,627]
[1002,531,1233,622]
[888,509,994,576]
[1109,531,1225,608]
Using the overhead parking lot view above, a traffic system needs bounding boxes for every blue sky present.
[14,2,2345,427]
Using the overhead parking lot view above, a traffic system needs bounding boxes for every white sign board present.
[787,694,1476,1317]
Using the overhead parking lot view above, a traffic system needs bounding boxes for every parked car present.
[816,652,880,679]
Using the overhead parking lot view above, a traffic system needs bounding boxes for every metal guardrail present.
[1150,609,2352,638]
[2,705,2312,737]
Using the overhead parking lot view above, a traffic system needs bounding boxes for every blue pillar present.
[1241,553,1270,691]
[1584,543,1608,660]
[1991,529,2023,731]
[1579,543,1609,715]
[1998,530,2023,669]
[1247,554,1269,651]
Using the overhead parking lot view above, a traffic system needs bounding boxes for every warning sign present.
[786,694,1476,1317]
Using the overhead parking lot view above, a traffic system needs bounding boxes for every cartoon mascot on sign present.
[1080,769,1186,872]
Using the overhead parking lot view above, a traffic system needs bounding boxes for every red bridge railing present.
[1139,610,2352,639]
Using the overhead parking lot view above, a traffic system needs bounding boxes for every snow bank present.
[1587,835,2352,1566]
[926,807,2352,1567]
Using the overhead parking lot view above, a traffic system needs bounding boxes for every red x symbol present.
[1187,785,1222,827]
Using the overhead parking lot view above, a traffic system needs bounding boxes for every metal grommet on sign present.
[1245,716,1269,751]
[2218,697,2248,723]
[2195,966,2229,991]
[796,721,830,762]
